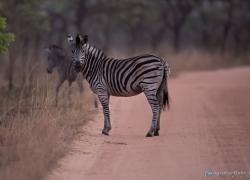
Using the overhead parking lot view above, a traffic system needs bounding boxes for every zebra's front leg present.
[68,81,73,106]
[76,77,84,94]
[55,80,64,106]
[94,95,98,108]
[97,92,111,135]
[144,91,160,137]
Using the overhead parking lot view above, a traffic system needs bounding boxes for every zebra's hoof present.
[94,101,98,108]
[102,130,109,136]
[146,132,153,137]
[154,131,159,136]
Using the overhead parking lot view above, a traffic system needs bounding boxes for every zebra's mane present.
[49,44,63,51]
[85,43,105,57]
[49,44,67,59]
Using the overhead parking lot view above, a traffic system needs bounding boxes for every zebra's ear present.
[76,34,83,46]
[83,35,88,44]
[67,34,74,45]
[44,48,50,53]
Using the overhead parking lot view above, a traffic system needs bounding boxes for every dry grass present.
[0,73,97,180]
[164,49,250,76]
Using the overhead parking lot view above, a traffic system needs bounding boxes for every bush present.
[0,17,14,53]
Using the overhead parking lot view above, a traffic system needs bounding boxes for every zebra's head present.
[67,34,88,73]
[45,45,64,74]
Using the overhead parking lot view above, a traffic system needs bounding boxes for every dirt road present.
[46,67,250,180]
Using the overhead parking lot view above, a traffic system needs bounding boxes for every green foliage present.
[0,17,14,53]
[0,0,48,40]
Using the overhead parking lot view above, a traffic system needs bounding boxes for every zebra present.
[45,44,98,107]
[67,34,170,137]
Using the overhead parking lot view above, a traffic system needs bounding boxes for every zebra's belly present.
[110,91,142,97]
[108,86,143,97]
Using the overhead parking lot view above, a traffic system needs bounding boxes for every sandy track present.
[46,67,250,180]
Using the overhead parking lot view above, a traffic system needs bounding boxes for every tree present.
[143,0,198,52]
[0,0,47,90]
[0,16,14,53]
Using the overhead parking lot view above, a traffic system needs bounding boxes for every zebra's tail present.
[159,61,170,111]
[162,78,169,110]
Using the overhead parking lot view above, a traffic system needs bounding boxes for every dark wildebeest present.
[45,44,98,107]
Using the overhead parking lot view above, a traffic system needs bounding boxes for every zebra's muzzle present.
[74,61,82,72]
[47,68,52,74]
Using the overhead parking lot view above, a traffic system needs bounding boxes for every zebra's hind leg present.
[155,110,161,136]
[155,92,163,136]
[144,90,160,137]
[97,92,111,135]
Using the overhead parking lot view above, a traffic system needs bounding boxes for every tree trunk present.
[151,26,166,51]
[20,37,30,84]
[57,19,68,46]
[101,26,111,53]
[8,46,17,91]
[28,36,42,86]
[221,0,234,54]
[173,25,181,53]
[128,27,138,55]
[75,0,86,33]
[200,10,211,49]
[47,16,57,44]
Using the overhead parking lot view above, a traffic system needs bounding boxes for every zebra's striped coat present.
[68,34,170,137]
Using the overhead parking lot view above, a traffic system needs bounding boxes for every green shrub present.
[0,17,14,53]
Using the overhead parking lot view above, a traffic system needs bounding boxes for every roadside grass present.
[0,74,97,180]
